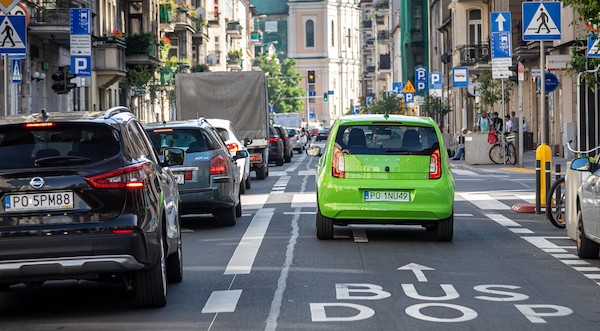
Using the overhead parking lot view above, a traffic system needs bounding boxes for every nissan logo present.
[30,177,45,189]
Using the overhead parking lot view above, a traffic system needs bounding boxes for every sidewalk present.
[449,150,568,175]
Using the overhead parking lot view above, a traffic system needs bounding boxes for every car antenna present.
[41,108,50,121]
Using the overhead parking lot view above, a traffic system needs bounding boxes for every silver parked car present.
[286,127,306,154]
[571,156,600,258]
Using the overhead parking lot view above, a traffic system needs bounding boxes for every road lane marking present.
[202,289,242,313]
[551,254,579,259]
[224,211,274,275]
[451,169,480,176]
[560,259,590,266]
[284,211,316,215]
[584,274,600,279]
[241,194,269,210]
[484,213,521,227]
[455,213,473,217]
[298,169,316,176]
[291,193,316,208]
[510,228,534,234]
[461,193,510,210]
[574,267,600,272]
[543,248,568,253]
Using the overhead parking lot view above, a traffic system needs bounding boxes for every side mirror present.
[233,150,249,160]
[244,138,253,146]
[570,157,591,172]
[306,145,322,157]
[163,147,185,167]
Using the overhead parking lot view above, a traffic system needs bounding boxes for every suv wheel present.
[577,210,599,259]
[245,175,251,189]
[166,232,183,283]
[436,212,454,242]
[316,205,334,240]
[235,192,242,217]
[135,235,167,307]
[215,206,237,226]
[284,152,291,163]
[240,179,246,194]
[256,166,267,180]
[276,158,284,166]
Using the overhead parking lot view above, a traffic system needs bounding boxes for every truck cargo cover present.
[175,72,269,141]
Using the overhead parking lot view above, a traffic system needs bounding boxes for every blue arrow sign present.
[522,2,561,41]
[0,16,27,54]
[588,34,600,58]
[491,12,511,33]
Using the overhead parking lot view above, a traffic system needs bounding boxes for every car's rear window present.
[147,128,209,153]
[215,128,230,141]
[287,128,298,136]
[334,124,439,155]
[0,123,120,169]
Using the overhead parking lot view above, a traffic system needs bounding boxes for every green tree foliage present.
[257,55,305,113]
[477,68,510,111]
[364,92,405,114]
[563,0,600,83]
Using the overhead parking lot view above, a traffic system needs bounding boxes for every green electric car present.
[307,114,455,241]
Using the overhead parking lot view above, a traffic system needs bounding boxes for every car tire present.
[297,149,303,154]
[215,206,237,226]
[577,210,599,259]
[235,192,242,218]
[166,232,183,283]
[276,158,284,166]
[256,166,267,180]
[436,212,454,242]
[284,153,291,163]
[316,206,334,240]
[245,175,251,189]
[135,235,167,307]
[240,179,246,194]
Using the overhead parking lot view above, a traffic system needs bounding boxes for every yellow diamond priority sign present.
[0,0,20,15]
[402,80,416,93]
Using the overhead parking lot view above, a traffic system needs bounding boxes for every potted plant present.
[160,0,177,22]
[227,49,243,63]
[159,36,171,62]
[126,32,157,56]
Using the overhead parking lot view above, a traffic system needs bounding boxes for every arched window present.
[331,20,335,47]
[467,9,482,45]
[306,19,315,47]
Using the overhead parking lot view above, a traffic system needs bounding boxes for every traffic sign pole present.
[541,42,547,145]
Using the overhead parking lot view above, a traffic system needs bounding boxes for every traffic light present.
[307,70,315,84]
[323,92,328,102]
[508,64,518,83]
[51,70,67,94]
[65,72,77,91]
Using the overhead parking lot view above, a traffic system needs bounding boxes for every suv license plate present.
[174,173,185,184]
[364,191,410,202]
[5,192,75,212]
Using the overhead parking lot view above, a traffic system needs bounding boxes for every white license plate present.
[4,192,74,212]
[364,191,410,202]
[174,173,185,184]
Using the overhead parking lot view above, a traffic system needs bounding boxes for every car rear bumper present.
[318,179,454,221]
[179,188,235,214]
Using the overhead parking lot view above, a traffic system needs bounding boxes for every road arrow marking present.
[495,13,506,32]
[397,263,434,282]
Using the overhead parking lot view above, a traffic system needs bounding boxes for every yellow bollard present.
[536,144,552,207]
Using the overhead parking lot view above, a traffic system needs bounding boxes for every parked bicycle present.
[489,132,517,165]
[546,141,600,229]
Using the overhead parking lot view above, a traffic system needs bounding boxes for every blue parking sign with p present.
[429,72,442,89]
[404,92,414,104]
[71,55,91,77]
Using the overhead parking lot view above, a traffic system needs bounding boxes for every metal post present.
[535,159,541,214]
[575,66,600,151]
[501,78,506,165]
[540,42,546,145]
[3,55,7,116]
[545,161,551,203]
[518,64,524,167]
[555,164,561,207]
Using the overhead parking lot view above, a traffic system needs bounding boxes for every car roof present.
[205,118,232,128]
[335,114,436,127]
[145,119,211,129]
[0,110,130,125]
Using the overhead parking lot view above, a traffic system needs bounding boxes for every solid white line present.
[484,213,521,227]
[455,213,473,217]
[224,211,274,275]
[284,211,316,215]
[201,290,242,313]
[461,193,510,210]
[522,237,569,249]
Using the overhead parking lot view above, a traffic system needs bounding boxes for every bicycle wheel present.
[506,144,517,165]
[546,176,566,228]
[489,144,503,164]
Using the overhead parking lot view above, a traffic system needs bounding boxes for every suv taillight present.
[429,149,442,179]
[210,155,228,175]
[269,137,278,143]
[85,162,150,189]
[332,145,345,178]
[227,143,239,153]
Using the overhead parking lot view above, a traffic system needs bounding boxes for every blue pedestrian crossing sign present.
[0,15,26,54]
[522,2,562,41]
[588,34,600,58]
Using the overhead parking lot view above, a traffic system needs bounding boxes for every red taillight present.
[269,137,278,143]
[227,143,239,153]
[429,149,442,179]
[295,135,300,141]
[210,155,228,175]
[332,145,345,178]
[184,171,193,180]
[112,229,134,234]
[24,122,56,128]
[85,163,150,189]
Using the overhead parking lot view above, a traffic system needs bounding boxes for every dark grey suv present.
[146,119,246,226]
[0,107,185,307]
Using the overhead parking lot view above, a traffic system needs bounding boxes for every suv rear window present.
[0,123,120,169]
[334,124,439,155]
[147,129,209,153]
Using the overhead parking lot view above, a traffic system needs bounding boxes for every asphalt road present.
[1,142,599,330]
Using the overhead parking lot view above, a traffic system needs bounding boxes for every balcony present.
[375,0,390,10]
[94,37,127,89]
[226,21,242,39]
[362,72,373,81]
[160,4,175,23]
[379,53,391,70]
[28,0,87,45]
[125,33,160,67]
[226,59,242,70]
[377,30,390,42]
[173,10,196,33]
[362,20,372,29]
[457,44,491,66]
[207,9,220,27]
[192,24,210,44]
[376,15,385,25]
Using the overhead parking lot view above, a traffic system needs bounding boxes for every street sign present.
[70,8,92,35]
[0,15,26,53]
[404,92,414,104]
[415,66,428,93]
[0,0,20,15]
[70,34,92,55]
[452,67,468,88]
[309,91,316,97]
[546,55,571,70]
[366,96,373,104]
[0,3,30,26]
[491,12,511,33]
[392,82,404,94]
[402,80,416,93]
[492,58,512,79]
[353,105,359,115]
[328,90,334,95]
[429,72,442,97]
[522,2,562,41]
[11,58,20,83]
[587,34,600,58]
[310,108,315,118]
[491,32,512,58]
[537,72,559,93]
